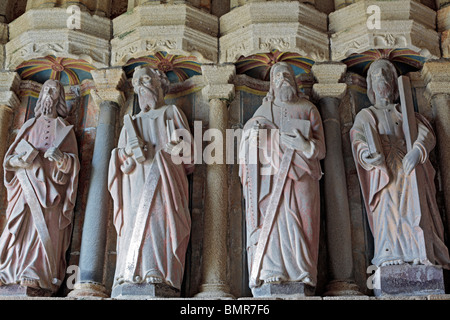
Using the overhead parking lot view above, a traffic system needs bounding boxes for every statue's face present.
[41,80,60,118]
[133,68,162,112]
[369,62,396,104]
[272,65,297,103]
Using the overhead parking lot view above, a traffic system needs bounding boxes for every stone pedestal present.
[252,282,315,298]
[0,285,53,298]
[373,265,445,297]
[111,283,180,300]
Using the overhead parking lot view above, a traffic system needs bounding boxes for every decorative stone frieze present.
[5,8,111,70]
[220,1,329,63]
[111,4,218,66]
[329,0,440,61]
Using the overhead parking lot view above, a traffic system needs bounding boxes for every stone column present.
[312,63,362,296]
[195,65,235,299]
[68,68,126,298]
[422,60,450,238]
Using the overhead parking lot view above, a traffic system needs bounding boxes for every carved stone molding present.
[201,64,236,101]
[90,68,127,107]
[219,1,329,63]
[5,8,111,70]
[421,60,450,100]
[329,0,440,61]
[0,71,21,109]
[111,4,218,66]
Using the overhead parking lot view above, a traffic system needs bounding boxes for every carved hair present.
[133,66,171,96]
[35,79,69,118]
[264,62,302,103]
[366,59,399,105]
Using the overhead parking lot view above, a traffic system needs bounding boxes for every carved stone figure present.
[350,59,450,269]
[239,62,326,296]
[0,79,80,296]
[108,66,194,298]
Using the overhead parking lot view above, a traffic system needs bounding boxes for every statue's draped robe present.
[350,105,450,267]
[239,99,325,287]
[0,116,79,292]
[109,105,194,290]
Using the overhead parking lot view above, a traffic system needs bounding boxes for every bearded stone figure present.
[0,80,80,296]
[350,59,450,269]
[108,66,194,298]
[239,62,326,296]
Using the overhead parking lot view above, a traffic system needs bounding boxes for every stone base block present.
[373,264,445,297]
[111,283,180,299]
[0,285,53,298]
[252,282,315,298]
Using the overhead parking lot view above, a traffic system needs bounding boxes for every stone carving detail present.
[0,80,80,296]
[350,59,450,269]
[108,66,194,298]
[239,62,326,297]
[259,38,291,51]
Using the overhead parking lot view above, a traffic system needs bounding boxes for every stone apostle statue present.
[239,62,326,296]
[108,66,194,297]
[0,79,80,296]
[350,59,450,268]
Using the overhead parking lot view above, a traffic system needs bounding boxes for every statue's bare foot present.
[20,277,40,289]
[146,276,163,284]
[381,259,404,267]
[264,276,285,284]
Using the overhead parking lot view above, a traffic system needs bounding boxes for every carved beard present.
[42,94,56,116]
[137,85,158,112]
[275,82,297,102]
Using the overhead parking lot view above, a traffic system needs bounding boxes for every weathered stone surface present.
[373,265,445,297]
[252,282,315,298]
[329,0,440,61]
[220,1,328,63]
[0,285,53,298]
[111,283,180,299]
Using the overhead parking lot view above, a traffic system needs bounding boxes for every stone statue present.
[108,66,194,298]
[239,62,326,296]
[350,59,450,269]
[0,79,80,296]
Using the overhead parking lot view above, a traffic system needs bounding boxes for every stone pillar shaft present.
[196,64,235,298]
[75,101,118,296]
[69,68,126,298]
[319,97,359,293]
[312,62,361,296]
[199,98,230,295]
[430,94,450,233]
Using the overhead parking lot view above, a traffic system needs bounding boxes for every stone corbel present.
[311,62,348,101]
[421,60,450,101]
[201,64,236,102]
[90,68,127,107]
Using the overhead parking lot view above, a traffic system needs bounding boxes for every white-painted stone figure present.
[239,62,326,294]
[108,66,194,296]
[350,59,450,268]
[0,79,80,295]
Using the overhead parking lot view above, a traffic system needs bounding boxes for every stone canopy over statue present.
[0,79,80,296]
[239,62,326,297]
[350,59,450,295]
[108,66,194,298]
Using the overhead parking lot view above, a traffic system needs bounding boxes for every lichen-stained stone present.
[5,8,111,70]
[329,0,440,61]
[438,6,450,58]
[111,4,218,66]
[220,1,329,64]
